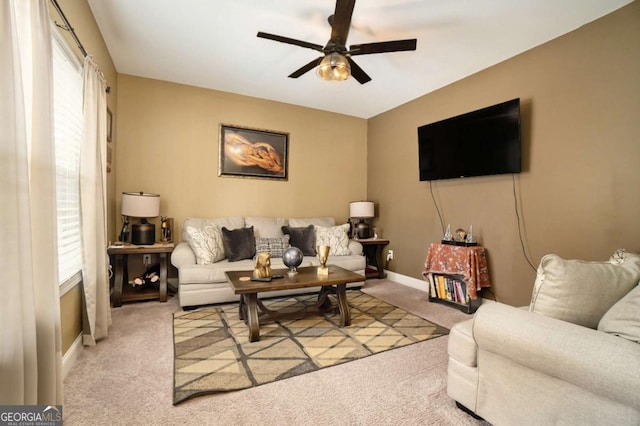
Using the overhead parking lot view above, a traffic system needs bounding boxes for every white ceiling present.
[87,0,632,119]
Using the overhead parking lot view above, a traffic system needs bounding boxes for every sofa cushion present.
[184,225,225,264]
[288,217,335,228]
[255,235,290,258]
[245,217,287,238]
[530,252,640,328]
[221,226,256,262]
[598,283,640,343]
[182,216,245,242]
[282,225,316,256]
[315,224,351,256]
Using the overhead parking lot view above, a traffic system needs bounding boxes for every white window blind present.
[52,28,83,285]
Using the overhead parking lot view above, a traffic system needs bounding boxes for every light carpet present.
[173,290,448,404]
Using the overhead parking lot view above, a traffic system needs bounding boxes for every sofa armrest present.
[473,303,640,410]
[348,239,363,256]
[171,242,196,269]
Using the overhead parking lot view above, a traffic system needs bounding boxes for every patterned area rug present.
[173,290,448,404]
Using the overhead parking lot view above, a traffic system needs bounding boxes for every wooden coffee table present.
[226,265,364,342]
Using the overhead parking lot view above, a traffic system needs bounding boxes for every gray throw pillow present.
[221,226,256,262]
[282,225,315,256]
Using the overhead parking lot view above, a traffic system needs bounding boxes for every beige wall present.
[114,75,368,242]
[50,0,118,354]
[368,2,640,306]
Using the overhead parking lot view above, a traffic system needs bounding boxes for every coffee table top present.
[226,265,364,295]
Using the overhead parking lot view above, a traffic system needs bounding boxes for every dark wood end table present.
[226,265,364,342]
[107,242,174,307]
[355,238,390,279]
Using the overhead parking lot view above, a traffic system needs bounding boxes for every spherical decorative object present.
[282,247,303,273]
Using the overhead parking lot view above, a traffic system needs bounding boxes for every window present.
[52,27,83,289]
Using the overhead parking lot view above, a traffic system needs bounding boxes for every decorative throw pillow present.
[315,224,351,256]
[185,225,225,264]
[529,252,640,329]
[282,225,316,256]
[255,235,290,257]
[221,226,256,262]
[598,283,640,343]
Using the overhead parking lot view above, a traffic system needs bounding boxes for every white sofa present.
[447,251,640,425]
[171,216,366,308]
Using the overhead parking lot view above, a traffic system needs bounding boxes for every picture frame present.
[107,107,113,142]
[218,124,289,180]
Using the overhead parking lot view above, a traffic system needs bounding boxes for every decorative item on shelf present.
[253,252,273,279]
[465,225,474,244]
[119,216,130,243]
[442,225,478,246]
[121,192,160,245]
[282,247,303,276]
[349,201,375,239]
[372,227,380,239]
[443,224,453,242]
[132,263,160,290]
[317,245,330,276]
[161,217,173,242]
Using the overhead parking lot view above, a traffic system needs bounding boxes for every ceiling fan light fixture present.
[317,52,350,81]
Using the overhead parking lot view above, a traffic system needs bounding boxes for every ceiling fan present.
[257,0,417,84]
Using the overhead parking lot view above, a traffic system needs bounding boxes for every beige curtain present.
[0,0,63,404]
[80,56,111,346]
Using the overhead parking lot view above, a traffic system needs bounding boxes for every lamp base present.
[132,222,155,245]
[356,221,371,239]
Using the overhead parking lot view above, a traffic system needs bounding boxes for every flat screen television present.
[418,98,521,181]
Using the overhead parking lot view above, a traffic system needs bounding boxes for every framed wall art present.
[218,124,289,180]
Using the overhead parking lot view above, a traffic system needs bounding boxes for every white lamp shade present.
[121,192,160,218]
[350,201,374,218]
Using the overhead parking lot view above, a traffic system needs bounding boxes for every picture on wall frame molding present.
[218,124,289,180]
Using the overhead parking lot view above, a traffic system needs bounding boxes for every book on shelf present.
[428,273,468,304]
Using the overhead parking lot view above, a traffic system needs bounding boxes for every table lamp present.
[121,192,160,245]
[349,201,375,239]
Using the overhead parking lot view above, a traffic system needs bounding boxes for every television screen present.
[418,98,521,181]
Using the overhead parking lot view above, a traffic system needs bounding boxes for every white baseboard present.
[63,334,83,379]
[385,271,428,293]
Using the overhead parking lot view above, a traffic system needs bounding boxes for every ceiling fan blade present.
[330,0,355,47]
[347,57,371,84]
[288,57,324,79]
[257,32,324,52]
[349,39,417,56]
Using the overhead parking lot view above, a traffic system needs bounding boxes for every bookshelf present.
[422,243,491,314]
[425,273,482,313]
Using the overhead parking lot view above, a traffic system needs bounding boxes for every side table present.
[355,238,390,279]
[107,242,174,307]
[422,243,490,313]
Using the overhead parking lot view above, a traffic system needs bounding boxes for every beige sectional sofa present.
[447,250,640,425]
[171,216,366,308]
